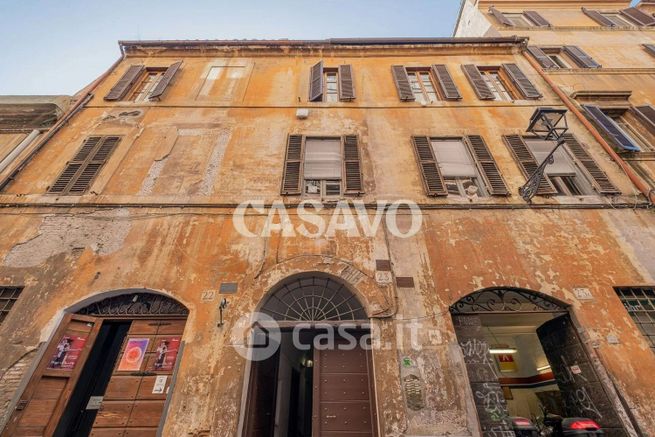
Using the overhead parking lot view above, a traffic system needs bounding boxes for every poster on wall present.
[48,335,87,370]
[118,338,150,371]
[151,337,181,371]
[497,354,518,373]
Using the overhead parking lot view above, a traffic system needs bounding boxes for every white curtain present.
[304,138,342,179]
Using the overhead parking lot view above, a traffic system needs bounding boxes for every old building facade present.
[0,1,654,436]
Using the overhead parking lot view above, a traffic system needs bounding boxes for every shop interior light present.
[488,345,518,354]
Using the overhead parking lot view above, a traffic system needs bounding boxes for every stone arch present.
[245,255,393,318]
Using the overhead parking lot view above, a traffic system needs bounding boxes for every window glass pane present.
[431,139,477,177]
[506,13,532,26]
[525,139,576,176]
[304,138,342,179]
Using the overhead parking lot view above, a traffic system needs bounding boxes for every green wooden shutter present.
[503,135,557,195]
[502,63,542,99]
[465,136,509,196]
[562,134,620,195]
[411,136,447,196]
[104,65,144,101]
[281,135,304,195]
[343,135,363,194]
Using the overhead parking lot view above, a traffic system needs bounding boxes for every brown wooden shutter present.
[502,63,542,99]
[524,11,550,27]
[343,135,363,194]
[644,44,655,57]
[526,47,559,69]
[489,7,513,26]
[104,65,144,101]
[461,65,495,100]
[465,135,509,196]
[503,135,557,195]
[338,65,355,101]
[563,46,601,69]
[621,7,655,26]
[281,134,304,195]
[634,105,655,134]
[309,61,324,102]
[148,61,182,100]
[561,134,620,195]
[391,65,415,101]
[431,64,462,100]
[582,7,615,26]
[49,136,120,195]
[411,136,447,196]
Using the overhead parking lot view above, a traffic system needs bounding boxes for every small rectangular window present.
[431,138,487,197]
[130,70,166,102]
[504,13,533,27]
[0,287,23,324]
[325,70,339,103]
[524,138,593,196]
[615,287,655,352]
[406,70,439,104]
[478,68,514,101]
[304,137,342,198]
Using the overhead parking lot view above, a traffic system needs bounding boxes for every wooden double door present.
[2,314,186,437]
[244,335,378,437]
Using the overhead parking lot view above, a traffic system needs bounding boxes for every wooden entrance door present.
[312,338,377,437]
[90,318,185,437]
[1,314,101,437]
[537,315,626,437]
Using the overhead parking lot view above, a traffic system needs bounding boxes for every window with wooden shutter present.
[644,44,655,57]
[502,64,542,99]
[527,47,560,70]
[104,65,144,101]
[281,135,304,195]
[309,61,324,102]
[343,135,363,193]
[431,65,462,100]
[563,46,601,69]
[582,105,641,151]
[634,105,655,134]
[338,65,355,101]
[503,135,557,195]
[561,134,620,194]
[391,65,415,101]
[49,136,121,195]
[621,7,655,26]
[489,7,514,26]
[524,11,550,27]
[465,136,509,196]
[148,61,182,100]
[582,8,616,26]
[411,136,447,196]
[461,65,495,100]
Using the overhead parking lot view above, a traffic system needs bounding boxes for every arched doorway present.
[450,288,625,437]
[243,274,377,437]
[2,291,188,437]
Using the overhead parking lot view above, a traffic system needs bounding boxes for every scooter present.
[541,414,604,436]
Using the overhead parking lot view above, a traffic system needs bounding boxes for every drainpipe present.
[0,53,125,192]
[523,52,655,205]
[0,129,40,174]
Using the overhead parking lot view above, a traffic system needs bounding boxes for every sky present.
[0,0,641,96]
[0,0,463,95]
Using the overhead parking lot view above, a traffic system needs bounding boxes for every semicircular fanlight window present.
[261,276,367,322]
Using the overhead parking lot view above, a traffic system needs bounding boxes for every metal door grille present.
[616,287,655,351]
[261,276,366,321]
[0,286,23,324]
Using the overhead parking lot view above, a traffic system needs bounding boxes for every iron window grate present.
[615,287,655,351]
[0,287,23,325]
